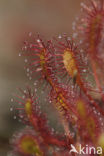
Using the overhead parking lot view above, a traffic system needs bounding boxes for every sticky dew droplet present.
[11,98,14,102]
[29,32,32,37]
[58,35,62,39]
[19,53,21,57]
[37,39,40,43]
[10,107,13,112]
[13,116,17,120]
[27,68,30,72]
[24,59,28,63]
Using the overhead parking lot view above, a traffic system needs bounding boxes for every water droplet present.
[29,77,32,80]
[73,33,77,38]
[10,107,13,111]
[27,68,29,72]
[19,53,21,57]
[79,40,83,44]
[71,132,75,137]
[24,59,28,63]
[13,116,16,120]
[83,69,86,72]
[52,128,54,132]
[24,90,26,93]
[34,82,37,86]
[72,85,74,89]
[36,67,42,72]
[35,88,37,92]
[29,32,32,37]
[99,118,102,121]
[67,37,71,40]
[11,98,14,102]
[22,95,25,99]
[24,46,27,50]
[80,2,84,7]
[58,35,62,39]
[98,112,100,116]
[37,39,40,43]
[101,122,104,126]
[20,115,23,118]
[56,147,60,151]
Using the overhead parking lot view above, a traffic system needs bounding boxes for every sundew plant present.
[9,0,104,155]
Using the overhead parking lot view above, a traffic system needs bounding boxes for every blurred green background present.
[0,0,82,155]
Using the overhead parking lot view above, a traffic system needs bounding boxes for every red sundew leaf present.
[74,0,104,69]
[21,34,57,89]
[72,0,104,104]
[11,128,47,156]
[52,34,89,87]
[13,86,70,149]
